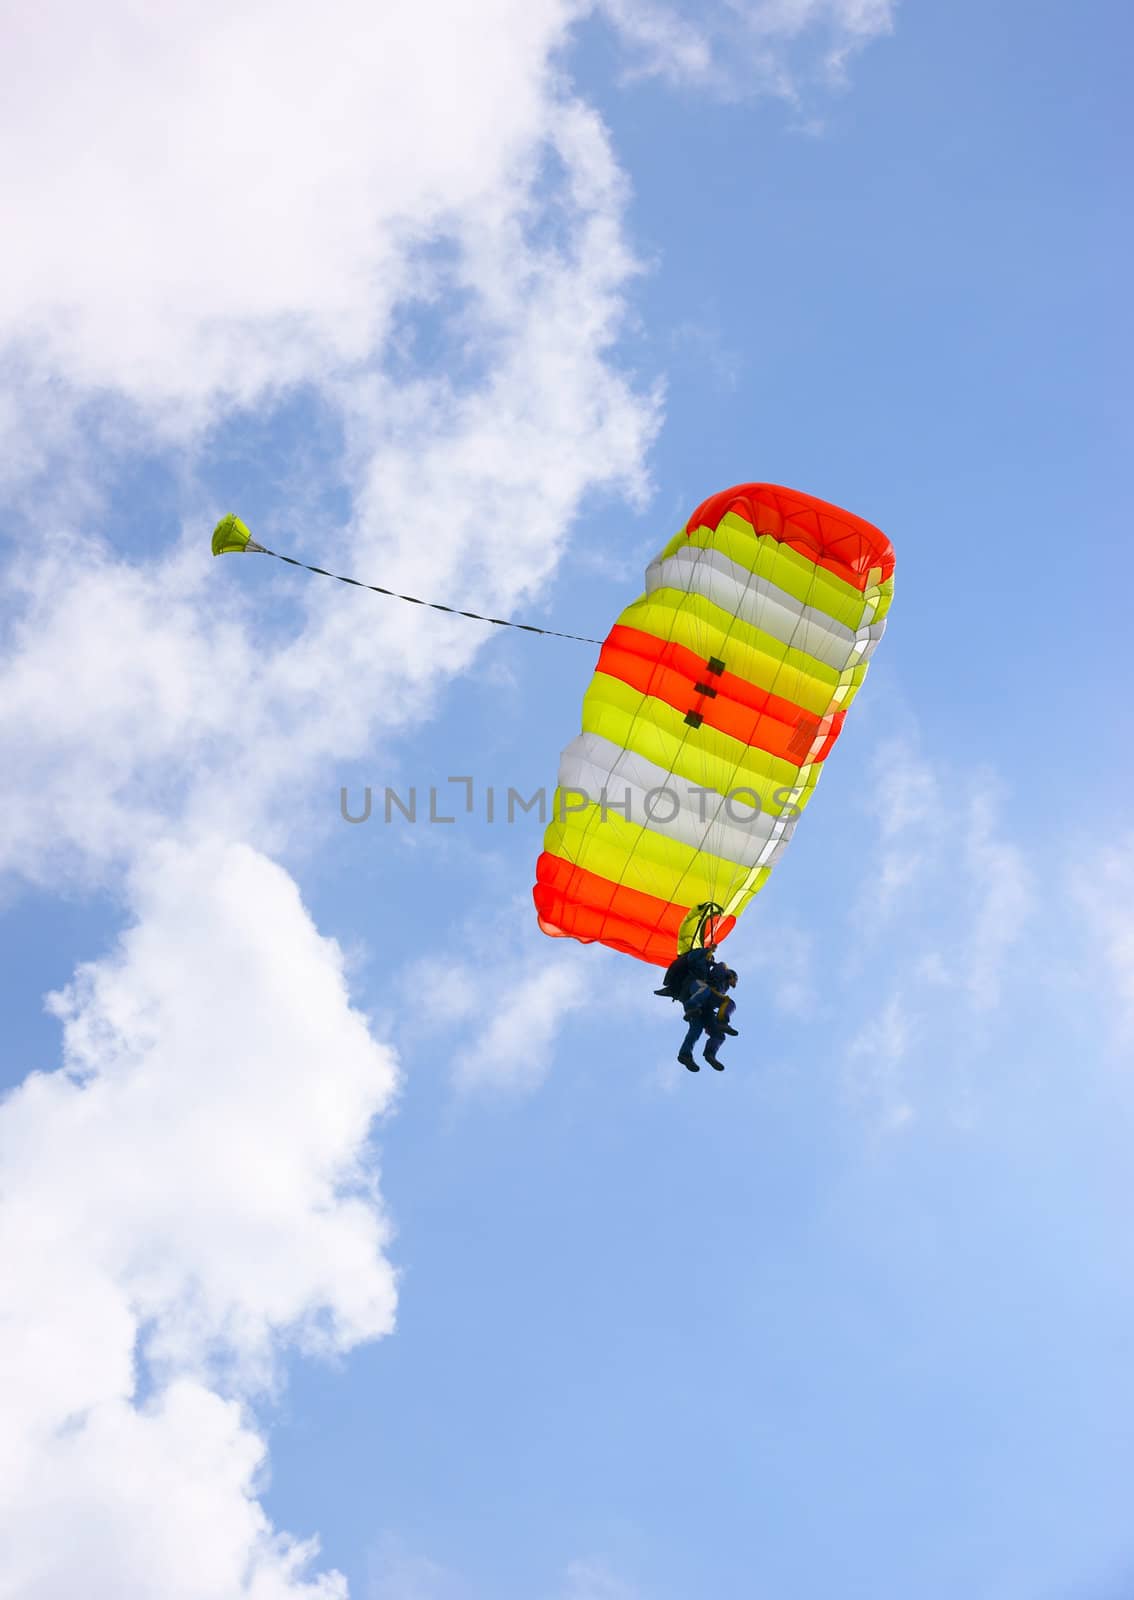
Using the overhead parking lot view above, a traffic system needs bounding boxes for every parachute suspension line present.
[210,516,602,647]
[266,548,605,644]
[675,900,725,954]
[694,901,725,948]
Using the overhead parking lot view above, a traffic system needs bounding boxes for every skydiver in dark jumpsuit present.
[654,942,716,1003]
[677,962,738,1072]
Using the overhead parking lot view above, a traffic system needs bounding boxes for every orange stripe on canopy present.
[596,626,846,765]
[535,850,736,966]
[686,483,894,589]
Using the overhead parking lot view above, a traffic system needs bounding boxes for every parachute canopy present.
[533,482,895,966]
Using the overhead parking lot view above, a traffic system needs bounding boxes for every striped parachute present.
[533,483,895,965]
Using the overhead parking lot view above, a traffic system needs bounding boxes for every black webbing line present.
[695,901,725,948]
[260,547,603,646]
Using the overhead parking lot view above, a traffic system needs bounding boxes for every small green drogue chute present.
[211,514,267,557]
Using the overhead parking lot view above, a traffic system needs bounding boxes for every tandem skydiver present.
[676,961,738,1073]
[654,941,717,1004]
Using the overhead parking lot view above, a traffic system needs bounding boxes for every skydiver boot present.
[678,1051,699,1072]
[704,1048,725,1071]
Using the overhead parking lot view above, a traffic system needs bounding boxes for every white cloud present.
[0,284,656,887]
[360,1544,636,1600]
[0,26,658,888]
[961,785,1032,1011]
[598,0,715,83]
[365,1536,464,1600]
[598,0,896,98]
[0,839,397,1595]
[557,1558,639,1600]
[844,993,913,1132]
[743,921,816,1017]
[3,1381,347,1600]
[860,740,1033,1007]
[404,887,597,1096]
[452,961,588,1094]
[864,736,945,916]
[0,0,571,417]
[843,738,1035,1126]
[1074,835,1134,1033]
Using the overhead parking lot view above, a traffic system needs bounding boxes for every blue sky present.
[1,3,1132,1597]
